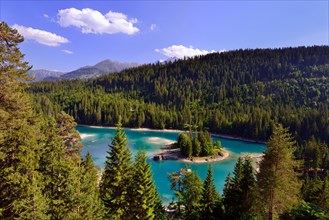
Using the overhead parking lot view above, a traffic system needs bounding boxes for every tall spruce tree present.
[223,157,244,219]
[80,152,104,219]
[240,156,256,217]
[39,117,80,219]
[200,165,221,220]
[130,151,157,220]
[100,122,133,219]
[0,21,48,219]
[253,124,301,220]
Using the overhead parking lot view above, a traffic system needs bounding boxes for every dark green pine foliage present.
[39,117,80,219]
[222,157,255,219]
[0,21,48,219]
[240,156,256,218]
[192,134,201,157]
[80,152,104,219]
[100,123,133,220]
[154,191,167,220]
[223,157,243,219]
[200,165,222,220]
[130,151,157,220]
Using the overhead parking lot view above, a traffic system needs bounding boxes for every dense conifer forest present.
[29,45,329,144]
[1,21,329,219]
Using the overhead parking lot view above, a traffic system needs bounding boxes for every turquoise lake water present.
[77,125,266,204]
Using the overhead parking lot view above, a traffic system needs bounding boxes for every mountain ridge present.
[28,59,140,81]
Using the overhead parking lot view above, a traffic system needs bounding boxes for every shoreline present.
[77,124,265,144]
[154,146,230,164]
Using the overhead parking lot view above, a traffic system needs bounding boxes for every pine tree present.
[130,151,157,220]
[39,117,80,219]
[100,122,133,219]
[192,134,201,157]
[200,165,221,220]
[181,170,203,219]
[253,124,301,220]
[0,21,48,219]
[154,192,167,220]
[223,157,244,219]
[240,156,256,218]
[80,152,104,220]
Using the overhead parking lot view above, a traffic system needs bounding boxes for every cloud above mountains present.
[12,24,69,46]
[155,45,220,59]
[57,8,139,35]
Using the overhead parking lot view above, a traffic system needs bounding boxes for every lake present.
[77,125,266,204]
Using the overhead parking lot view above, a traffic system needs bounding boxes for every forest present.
[1,21,329,219]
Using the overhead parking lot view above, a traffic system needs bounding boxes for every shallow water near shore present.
[77,125,266,204]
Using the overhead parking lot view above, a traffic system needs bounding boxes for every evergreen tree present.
[223,157,244,219]
[100,122,133,219]
[39,117,80,219]
[0,21,48,219]
[200,165,221,220]
[192,134,201,157]
[181,170,203,220]
[130,151,157,220]
[154,192,167,220]
[240,156,256,218]
[253,124,301,220]
[80,152,104,219]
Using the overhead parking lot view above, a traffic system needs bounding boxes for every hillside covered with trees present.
[29,46,329,145]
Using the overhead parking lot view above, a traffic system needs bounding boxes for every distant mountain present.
[60,59,139,80]
[28,69,64,81]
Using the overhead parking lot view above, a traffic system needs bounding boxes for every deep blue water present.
[77,125,266,204]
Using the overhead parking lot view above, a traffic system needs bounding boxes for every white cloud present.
[62,49,73,54]
[12,24,69,47]
[58,8,139,35]
[155,45,218,59]
[150,24,156,30]
[44,14,49,18]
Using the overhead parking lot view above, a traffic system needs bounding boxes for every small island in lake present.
[154,130,230,163]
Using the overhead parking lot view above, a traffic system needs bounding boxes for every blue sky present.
[1,1,328,72]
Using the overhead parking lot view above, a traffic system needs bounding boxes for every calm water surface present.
[77,125,266,204]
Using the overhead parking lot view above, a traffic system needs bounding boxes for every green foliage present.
[0,21,49,219]
[177,131,222,158]
[177,133,192,157]
[253,124,301,220]
[200,165,222,220]
[100,123,133,219]
[80,152,104,219]
[130,151,157,220]
[181,170,203,220]
[223,157,256,219]
[281,201,329,220]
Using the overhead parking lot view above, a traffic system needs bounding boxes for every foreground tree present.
[100,122,133,219]
[0,21,48,219]
[130,151,157,220]
[181,169,203,219]
[223,156,255,219]
[80,152,104,219]
[200,165,222,220]
[253,124,301,220]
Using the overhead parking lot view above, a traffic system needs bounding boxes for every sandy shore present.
[155,146,230,164]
